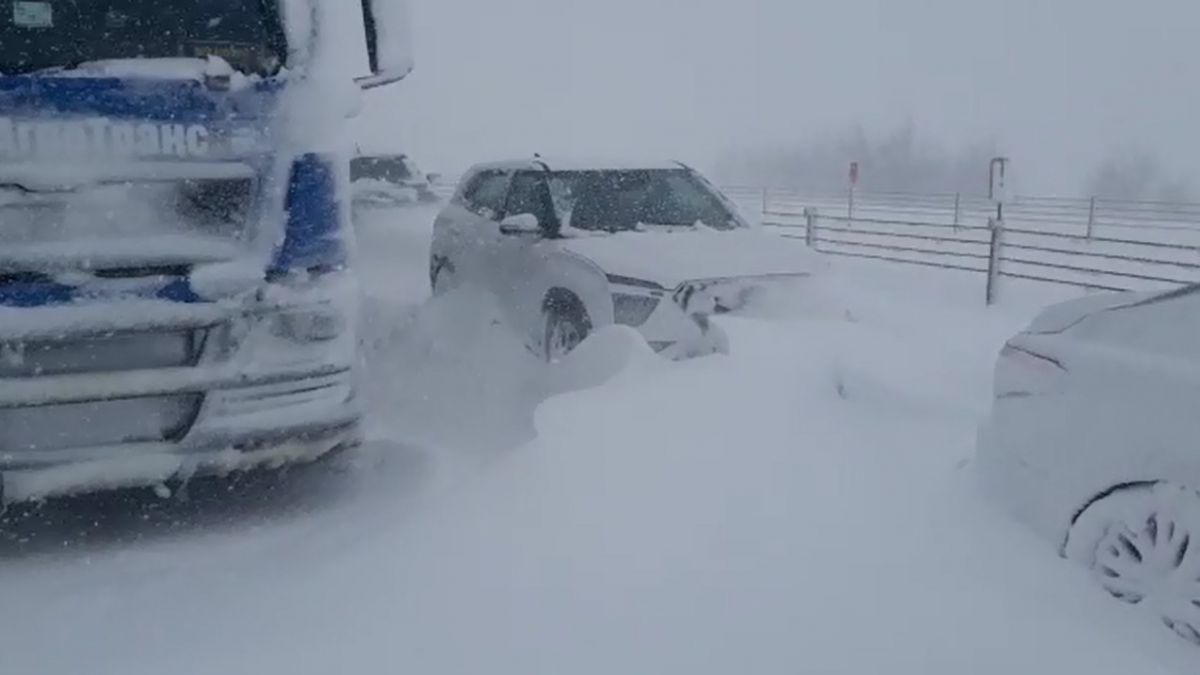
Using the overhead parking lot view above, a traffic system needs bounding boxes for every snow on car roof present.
[467,157,689,173]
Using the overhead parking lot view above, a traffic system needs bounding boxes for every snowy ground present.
[0,203,1196,674]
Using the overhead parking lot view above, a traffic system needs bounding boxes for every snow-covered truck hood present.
[560,228,822,289]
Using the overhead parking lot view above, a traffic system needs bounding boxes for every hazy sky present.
[358,0,1198,194]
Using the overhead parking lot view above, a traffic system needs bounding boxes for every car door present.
[494,170,567,337]
[434,169,511,290]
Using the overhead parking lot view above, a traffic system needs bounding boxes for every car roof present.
[466,157,690,173]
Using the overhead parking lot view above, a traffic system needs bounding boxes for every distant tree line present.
[1083,147,1194,202]
[716,123,1195,202]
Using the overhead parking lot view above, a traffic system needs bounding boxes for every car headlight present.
[268,307,346,342]
[612,293,661,327]
[673,282,719,315]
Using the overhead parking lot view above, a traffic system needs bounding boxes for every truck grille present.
[0,394,202,453]
[0,176,255,267]
[0,328,211,453]
[0,329,205,378]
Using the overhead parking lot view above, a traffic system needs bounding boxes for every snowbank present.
[0,206,1195,674]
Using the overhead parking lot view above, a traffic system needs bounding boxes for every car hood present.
[559,228,822,289]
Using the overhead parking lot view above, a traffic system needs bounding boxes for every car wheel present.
[1064,482,1200,645]
[543,297,591,363]
[430,260,456,296]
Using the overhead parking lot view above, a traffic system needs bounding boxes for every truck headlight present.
[269,307,346,342]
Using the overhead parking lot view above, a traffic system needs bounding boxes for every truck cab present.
[0,0,412,502]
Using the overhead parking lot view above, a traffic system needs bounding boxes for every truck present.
[0,1,412,503]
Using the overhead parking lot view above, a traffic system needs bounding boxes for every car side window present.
[462,171,511,220]
[504,171,560,234]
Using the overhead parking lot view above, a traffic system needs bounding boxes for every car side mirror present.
[356,0,414,89]
[499,213,542,236]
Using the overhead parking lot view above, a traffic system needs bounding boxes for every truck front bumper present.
[0,295,361,503]
[0,367,360,504]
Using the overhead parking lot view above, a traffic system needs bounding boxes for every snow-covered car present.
[429,158,820,360]
[977,286,1200,645]
[351,154,439,207]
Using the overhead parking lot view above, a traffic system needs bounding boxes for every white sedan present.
[429,158,820,360]
[977,286,1200,645]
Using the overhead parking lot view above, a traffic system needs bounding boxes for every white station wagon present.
[429,158,820,360]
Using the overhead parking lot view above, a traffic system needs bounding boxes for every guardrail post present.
[804,207,818,248]
[985,217,1004,306]
[1086,196,1096,239]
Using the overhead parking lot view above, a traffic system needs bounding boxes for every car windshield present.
[0,0,287,76]
[352,156,416,183]
[545,169,740,232]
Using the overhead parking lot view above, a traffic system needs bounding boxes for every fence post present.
[985,217,1004,306]
[1086,196,1096,239]
[952,192,961,229]
[804,207,818,248]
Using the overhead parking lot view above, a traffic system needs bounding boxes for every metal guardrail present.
[759,201,1200,304]
[726,186,1200,239]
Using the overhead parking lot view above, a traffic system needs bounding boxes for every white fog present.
[367,0,1199,195]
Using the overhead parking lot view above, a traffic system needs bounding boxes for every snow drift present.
[0,208,1195,675]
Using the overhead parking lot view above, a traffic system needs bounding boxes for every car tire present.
[543,295,591,363]
[1064,482,1200,645]
[430,259,456,297]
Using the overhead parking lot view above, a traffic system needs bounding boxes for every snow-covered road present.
[0,205,1195,674]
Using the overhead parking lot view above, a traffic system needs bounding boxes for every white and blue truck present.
[0,1,412,502]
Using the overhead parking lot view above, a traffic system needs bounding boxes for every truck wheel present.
[543,295,591,362]
[1064,482,1200,645]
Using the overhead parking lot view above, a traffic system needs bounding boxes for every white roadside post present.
[985,157,1010,306]
[847,161,859,222]
[1086,196,1097,239]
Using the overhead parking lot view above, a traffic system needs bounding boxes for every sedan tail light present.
[994,343,1067,399]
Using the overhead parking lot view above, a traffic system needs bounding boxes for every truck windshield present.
[0,0,287,77]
